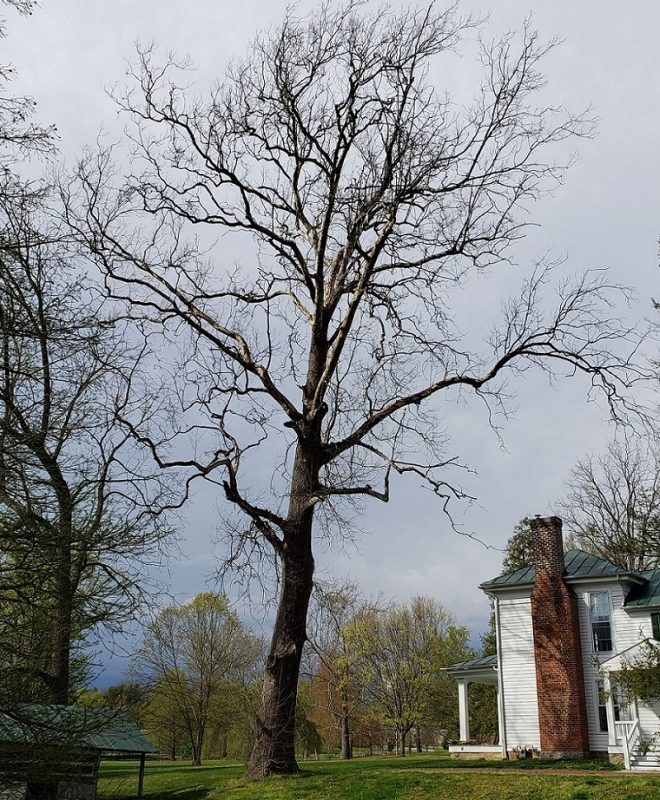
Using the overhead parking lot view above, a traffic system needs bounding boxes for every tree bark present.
[49,498,74,705]
[245,437,317,778]
[416,725,422,753]
[244,543,313,777]
[244,317,329,779]
[340,706,352,759]
[49,564,72,704]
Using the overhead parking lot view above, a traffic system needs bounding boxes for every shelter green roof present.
[480,549,639,592]
[0,705,157,753]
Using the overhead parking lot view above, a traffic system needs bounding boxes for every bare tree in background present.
[0,186,175,706]
[0,0,55,167]
[64,2,643,776]
[559,438,660,571]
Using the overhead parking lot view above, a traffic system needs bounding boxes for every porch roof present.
[445,654,497,672]
[444,654,497,686]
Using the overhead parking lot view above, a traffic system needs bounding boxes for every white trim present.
[587,589,615,656]
[449,744,501,754]
[603,675,617,748]
[458,679,470,742]
[494,595,508,759]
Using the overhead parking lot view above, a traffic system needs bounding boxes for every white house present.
[447,516,660,771]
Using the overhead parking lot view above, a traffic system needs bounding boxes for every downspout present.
[494,595,508,759]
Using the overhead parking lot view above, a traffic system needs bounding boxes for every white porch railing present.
[615,719,640,770]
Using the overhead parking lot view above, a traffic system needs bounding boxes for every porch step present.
[630,753,660,770]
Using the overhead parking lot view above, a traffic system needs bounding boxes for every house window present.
[596,680,632,733]
[597,681,608,732]
[651,612,660,641]
[590,591,613,652]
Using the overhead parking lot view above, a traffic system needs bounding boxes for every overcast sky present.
[7,1,659,683]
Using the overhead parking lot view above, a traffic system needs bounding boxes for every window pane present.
[590,592,612,652]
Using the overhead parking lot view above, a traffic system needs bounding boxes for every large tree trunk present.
[49,577,72,704]
[245,541,314,777]
[245,341,324,779]
[50,503,74,705]
[340,706,352,759]
[245,435,317,779]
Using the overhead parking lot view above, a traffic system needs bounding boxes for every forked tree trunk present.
[245,352,324,778]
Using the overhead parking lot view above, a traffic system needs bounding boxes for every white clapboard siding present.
[574,582,660,748]
[574,584,610,751]
[498,594,541,748]
[613,604,660,740]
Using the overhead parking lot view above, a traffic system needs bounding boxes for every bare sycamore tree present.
[558,438,660,571]
[64,3,643,777]
[0,185,175,706]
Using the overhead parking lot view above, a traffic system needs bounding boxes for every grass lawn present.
[98,751,660,800]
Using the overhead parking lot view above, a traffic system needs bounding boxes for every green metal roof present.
[0,705,157,753]
[445,654,497,671]
[481,549,639,591]
[624,569,660,608]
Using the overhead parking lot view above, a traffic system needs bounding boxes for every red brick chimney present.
[530,516,590,758]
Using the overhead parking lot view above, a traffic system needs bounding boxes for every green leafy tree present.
[134,593,261,766]
[306,580,380,759]
[615,641,660,706]
[295,682,323,759]
[143,679,187,760]
[425,625,472,740]
[349,597,453,755]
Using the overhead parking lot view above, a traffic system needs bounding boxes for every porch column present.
[604,674,617,748]
[458,679,470,741]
